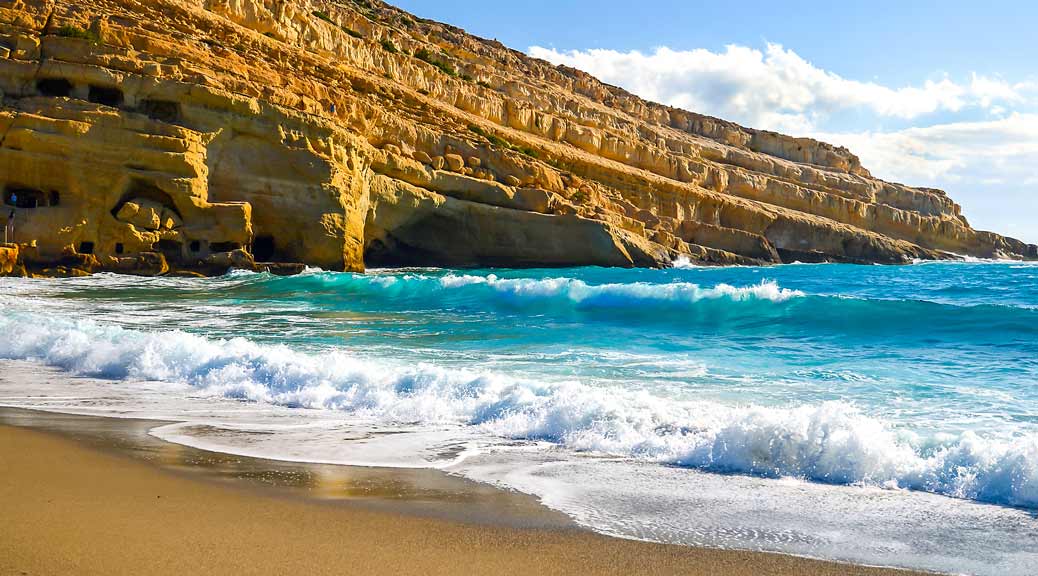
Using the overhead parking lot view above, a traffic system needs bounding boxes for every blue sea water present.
[2,261,1037,573]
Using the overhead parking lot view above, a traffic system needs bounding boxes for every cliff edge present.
[0,0,1034,276]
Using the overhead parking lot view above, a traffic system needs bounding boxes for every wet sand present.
[0,408,931,575]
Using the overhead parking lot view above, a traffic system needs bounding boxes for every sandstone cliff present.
[0,0,1033,276]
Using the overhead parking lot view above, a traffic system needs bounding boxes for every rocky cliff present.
[0,0,1034,276]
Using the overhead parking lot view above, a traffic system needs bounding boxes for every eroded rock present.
[0,242,20,276]
[0,0,1030,278]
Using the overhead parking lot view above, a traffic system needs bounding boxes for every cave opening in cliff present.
[209,241,242,253]
[78,241,94,255]
[251,235,276,262]
[111,180,182,219]
[189,240,201,253]
[36,78,72,97]
[139,99,181,123]
[114,243,124,255]
[3,186,46,208]
[364,236,435,268]
[88,85,124,108]
[153,239,182,262]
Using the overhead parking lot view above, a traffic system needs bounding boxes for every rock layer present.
[0,0,1033,276]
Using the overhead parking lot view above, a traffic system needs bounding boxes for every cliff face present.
[0,0,1034,276]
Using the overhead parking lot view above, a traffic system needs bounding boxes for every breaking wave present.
[1,311,1035,510]
[294,271,807,307]
[434,273,805,303]
[192,270,1038,342]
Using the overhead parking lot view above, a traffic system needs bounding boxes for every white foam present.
[1,310,1036,510]
[918,253,1034,265]
[5,359,1036,576]
[436,274,805,303]
[670,256,702,269]
[458,456,1038,576]
[225,267,260,276]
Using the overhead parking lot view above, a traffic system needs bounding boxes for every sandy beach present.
[0,408,931,576]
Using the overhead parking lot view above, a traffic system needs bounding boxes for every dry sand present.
[0,417,931,576]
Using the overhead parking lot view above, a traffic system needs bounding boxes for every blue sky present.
[394,0,1038,243]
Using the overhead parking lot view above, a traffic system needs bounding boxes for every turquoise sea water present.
[2,261,1037,573]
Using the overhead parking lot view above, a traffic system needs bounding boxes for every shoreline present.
[2,255,1034,284]
[0,406,933,576]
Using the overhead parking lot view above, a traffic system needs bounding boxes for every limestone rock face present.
[366,175,667,268]
[0,0,1033,276]
[0,243,19,275]
[103,251,170,276]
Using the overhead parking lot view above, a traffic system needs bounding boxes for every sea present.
[2,260,1037,575]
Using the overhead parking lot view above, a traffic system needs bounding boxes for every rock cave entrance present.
[251,235,276,262]
[36,78,73,97]
[78,241,94,255]
[3,186,46,208]
[139,99,181,123]
[153,239,182,262]
[88,85,124,107]
[111,180,182,219]
[364,236,438,268]
[209,241,242,253]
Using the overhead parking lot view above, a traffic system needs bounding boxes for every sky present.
[392,0,1038,243]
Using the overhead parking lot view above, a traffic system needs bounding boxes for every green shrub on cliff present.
[516,146,540,159]
[468,125,508,148]
[414,48,458,77]
[313,10,363,39]
[56,25,101,44]
[467,125,539,159]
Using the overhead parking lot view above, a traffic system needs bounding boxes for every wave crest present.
[0,312,1035,509]
[319,272,804,310]
[441,274,803,303]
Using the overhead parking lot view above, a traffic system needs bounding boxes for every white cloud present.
[528,43,1038,242]
[528,44,1031,133]
[814,114,1038,185]
[969,74,1023,108]
[814,115,1038,241]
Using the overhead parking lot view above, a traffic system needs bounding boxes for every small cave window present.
[189,240,201,253]
[78,241,95,255]
[37,78,73,97]
[114,242,125,255]
[140,99,182,123]
[209,241,241,253]
[153,239,183,262]
[3,187,46,208]
[153,239,180,250]
[251,235,276,261]
[88,85,124,107]
[49,190,60,206]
